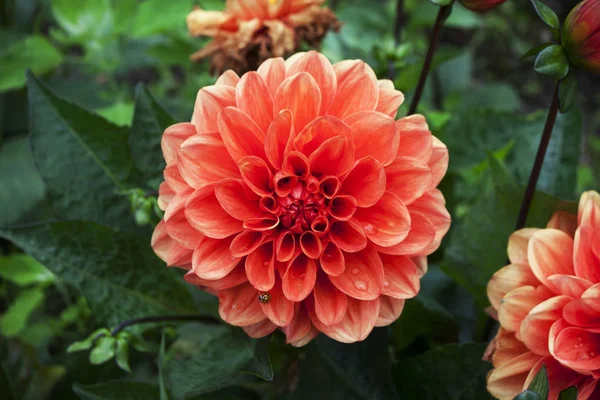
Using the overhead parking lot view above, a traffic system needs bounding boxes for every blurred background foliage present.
[0,0,598,399]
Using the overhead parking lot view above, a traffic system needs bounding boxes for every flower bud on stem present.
[408,4,453,115]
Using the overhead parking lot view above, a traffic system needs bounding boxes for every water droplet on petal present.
[363,224,375,234]
[383,279,390,287]
[263,261,269,267]
[351,268,360,275]
[354,280,367,290]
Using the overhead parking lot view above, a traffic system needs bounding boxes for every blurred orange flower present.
[563,0,600,74]
[186,0,339,73]
[151,51,450,346]
[486,191,600,399]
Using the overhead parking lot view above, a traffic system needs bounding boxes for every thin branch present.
[408,4,452,115]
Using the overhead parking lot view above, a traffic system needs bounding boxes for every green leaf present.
[115,337,131,373]
[131,0,193,37]
[0,36,63,92]
[558,387,577,400]
[90,336,116,365]
[520,43,553,62]
[514,391,543,400]
[531,0,560,30]
[159,333,171,400]
[51,0,113,40]
[0,221,197,326]
[534,45,569,80]
[96,101,135,127]
[242,336,273,381]
[291,329,399,400]
[0,137,46,227]
[0,255,55,287]
[558,71,578,113]
[67,328,110,353]
[527,365,549,398]
[129,84,175,189]
[27,72,140,232]
[73,381,161,400]
[394,343,493,399]
[0,287,45,337]
[165,325,270,399]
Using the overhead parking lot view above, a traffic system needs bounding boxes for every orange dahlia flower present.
[151,51,450,346]
[486,191,600,399]
[186,0,339,73]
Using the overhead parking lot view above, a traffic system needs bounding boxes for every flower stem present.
[408,4,452,115]
[514,83,560,231]
[110,314,220,337]
[387,0,405,79]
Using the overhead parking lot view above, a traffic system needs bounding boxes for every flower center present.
[277,182,328,234]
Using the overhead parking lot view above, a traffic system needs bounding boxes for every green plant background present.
[0,0,598,399]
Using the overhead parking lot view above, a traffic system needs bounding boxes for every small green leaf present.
[520,43,553,61]
[0,255,55,287]
[558,71,578,113]
[0,288,45,337]
[558,386,577,400]
[527,365,549,398]
[115,337,131,373]
[96,101,135,127]
[531,0,560,30]
[534,45,569,80]
[90,336,116,365]
[514,390,543,400]
[67,328,110,353]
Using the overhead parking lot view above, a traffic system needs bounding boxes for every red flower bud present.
[459,0,507,12]
[562,0,600,74]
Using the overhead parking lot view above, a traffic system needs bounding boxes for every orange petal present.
[178,132,240,188]
[238,156,274,196]
[214,179,261,221]
[329,195,357,221]
[311,216,329,236]
[164,163,188,193]
[546,210,578,237]
[151,220,193,268]
[407,189,451,254]
[487,264,539,311]
[218,282,265,326]
[313,273,348,326]
[192,235,240,280]
[185,261,247,291]
[486,351,542,400]
[563,284,600,327]
[257,57,286,95]
[375,296,405,327]
[374,211,435,256]
[293,115,351,157]
[427,136,449,190]
[519,295,572,356]
[355,191,411,247]
[329,219,367,253]
[243,214,279,232]
[283,305,319,347]
[260,278,294,327]
[230,230,264,257]
[276,230,296,262]
[319,176,340,199]
[274,72,321,134]
[282,151,310,180]
[246,241,275,291]
[574,224,600,283]
[161,123,197,165]
[308,135,355,178]
[163,190,203,249]
[375,80,404,118]
[311,297,380,343]
[264,109,294,170]
[329,246,384,300]
[218,107,266,162]
[193,85,236,133]
[498,286,552,333]
[395,115,433,163]
[578,190,600,226]
[243,318,277,338]
[185,185,243,239]
[328,72,378,120]
[545,274,592,298]
[507,228,540,265]
[235,72,274,133]
[341,157,385,207]
[379,254,420,299]
[320,242,345,277]
[215,70,240,87]
[523,356,588,400]
[282,253,317,301]
[299,231,323,259]
[333,59,378,86]
[226,0,269,18]
[385,156,432,205]
[344,111,399,166]
[287,51,337,114]
[554,327,600,372]
[528,229,575,288]
[157,181,175,211]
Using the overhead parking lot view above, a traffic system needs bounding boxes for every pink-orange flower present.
[486,191,600,399]
[186,0,339,73]
[151,51,450,346]
[563,0,600,74]
[459,0,507,13]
